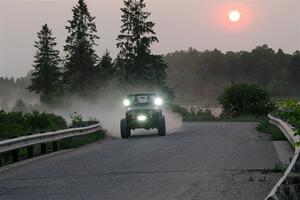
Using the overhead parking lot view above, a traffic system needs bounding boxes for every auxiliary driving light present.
[154,97,163,106]
[137,115,147,121]
[123,99,130,106]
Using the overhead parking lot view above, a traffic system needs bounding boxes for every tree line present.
[28,0,167,105]
[165,46,300,103]
[1,0,299,107]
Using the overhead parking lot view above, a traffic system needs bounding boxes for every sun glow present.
[229,10,240,22]
[216,2,252,31]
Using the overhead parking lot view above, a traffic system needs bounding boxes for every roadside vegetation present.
[0,110,105,167]
[256,118,286,140]
[169,103,215,121]
[0,110,67,140]
[170,82,289,141]
[0,110,102,140]
[171,82,275,121]
[273,100,300,146]
[59,131,105,149]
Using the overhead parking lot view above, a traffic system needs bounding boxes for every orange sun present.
[217,2,252,31]
[228,10,241,22]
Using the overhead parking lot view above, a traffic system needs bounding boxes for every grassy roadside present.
[170,103,286,140]
[59,130,106,149]
[256,119,286,140]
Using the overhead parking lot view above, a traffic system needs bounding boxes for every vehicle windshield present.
[128,94,157,106]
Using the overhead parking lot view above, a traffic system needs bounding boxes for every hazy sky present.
[0,0,300,78]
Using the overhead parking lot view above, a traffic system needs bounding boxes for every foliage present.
[116,0,167,87]
[217,113,265,122]
[28,24,62,105]
[262,164,286,174]
[0,110,67,139]
[98,50,115,86]
[164,46,300,102]
[70,112,83,127]
[13,99,27,112]
[218,83,275,117]
[256,118,286,140]
[70,112,99,128]
[59,130,105,149]
[169,103,215,121]
[273,100,300,145]
[274,100,300,127]
[63,0,101,96]
[288,51,300,90]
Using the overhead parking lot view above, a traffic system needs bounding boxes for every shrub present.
[169,103,215,121]
[0,110,67,139]
[273,100,300,145]
[218,83,275,117]
[274,100,300,128]
[70,112,99,128]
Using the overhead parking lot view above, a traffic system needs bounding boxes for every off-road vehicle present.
[120,93,166,138]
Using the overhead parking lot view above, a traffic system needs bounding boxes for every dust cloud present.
[50,84,183,138]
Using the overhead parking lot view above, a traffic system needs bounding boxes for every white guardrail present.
[0,123,102,154]
[265,114,300,200]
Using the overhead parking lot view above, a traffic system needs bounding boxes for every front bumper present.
[126,109,161,129]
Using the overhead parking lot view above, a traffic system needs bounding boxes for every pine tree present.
[99,50,114,85]
[116,0,167,86]
[63,0,100,96]
[28,24,62,105]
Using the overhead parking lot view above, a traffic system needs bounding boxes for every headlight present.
[123,99,130,106]
[154,97,163,106]
[137,115,147,121]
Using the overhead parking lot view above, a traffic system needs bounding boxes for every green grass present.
[261,164,286,174]
[272,96,300,102]
[58,130,106,149]
[256,119,286,140]
[216,114,265,122]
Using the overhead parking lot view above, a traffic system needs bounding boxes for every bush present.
[274,100,300,128]
[218,83,275,117]
[169,103,215,121]
[70,112,99,128]
[273,100,300,145]
[0,110,67,139]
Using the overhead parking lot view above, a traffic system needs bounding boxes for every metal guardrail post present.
[41,143,47,155]
[12,149,19,162]
[53,142,58,152]
[293,156,300,173]
[27,146,34,158]
[0,123,101,167]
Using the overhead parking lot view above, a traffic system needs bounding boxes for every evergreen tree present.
[99,50,114,85]
[63,0,100,96]
[13,99,27,112]
[116,0,167,86]
[28,24,62,105]
[289,51,300,91]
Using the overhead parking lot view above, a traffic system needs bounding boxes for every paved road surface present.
[0,122,281,200]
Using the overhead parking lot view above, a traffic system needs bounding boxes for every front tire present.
[158,115,166,136]
[120,118,131,139]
